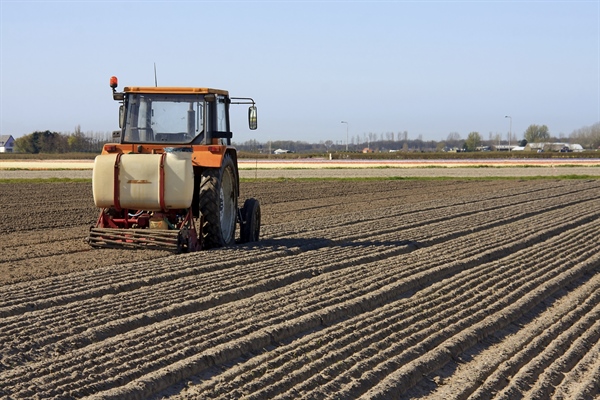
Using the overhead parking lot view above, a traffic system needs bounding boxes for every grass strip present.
[239,175,600,182]
[0,175,598,185]
[0,178,92,184]
[238,164,600,170]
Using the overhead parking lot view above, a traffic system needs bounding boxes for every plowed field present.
[1,178,599,399]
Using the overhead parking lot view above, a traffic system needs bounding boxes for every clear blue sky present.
[1,1,599,145]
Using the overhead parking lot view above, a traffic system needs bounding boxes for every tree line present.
[10,122,600,154]
[235,123,600,153]
[14,126,113,153]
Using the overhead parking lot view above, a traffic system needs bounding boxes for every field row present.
[0,179,598,398]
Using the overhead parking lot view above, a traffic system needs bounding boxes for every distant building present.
[524,143,546,152]
[524,142,584,152]
[0,135,15,153]
[273,148,293,154]
[493,145,515,151]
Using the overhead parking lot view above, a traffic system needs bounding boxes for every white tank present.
[93,152,194,211]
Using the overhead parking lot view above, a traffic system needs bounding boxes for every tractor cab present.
[110,77,257,147]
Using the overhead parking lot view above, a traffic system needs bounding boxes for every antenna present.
[154,63,158,87]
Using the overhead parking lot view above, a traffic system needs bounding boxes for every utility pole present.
[341,121,348,151]
[505,115,512,149]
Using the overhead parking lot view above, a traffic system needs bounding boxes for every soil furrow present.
[525,315,600,400]
[358,252,600,400]
[301,243,600,398]
[155,217,600,399]
[245,230,600,399]
[13,215,593,398]
[2,202,592,374]
[551,336,600,400]
[265,182,600,244]
[424,272,600,400]
[5,181,589,316]
[2,196,596,376]
[1,179,599,399]
[491,298,600,398]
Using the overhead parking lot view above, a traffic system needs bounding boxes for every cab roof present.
[124,87,229,96]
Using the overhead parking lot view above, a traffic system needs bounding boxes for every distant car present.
[560,147,571,153]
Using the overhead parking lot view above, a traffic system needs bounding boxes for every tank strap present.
[159,152,167,211]
[113,153,123,211]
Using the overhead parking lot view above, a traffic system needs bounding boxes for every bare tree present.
[493,132,502,146]
[524,124,550,143]
[446,132,461,149]
[570,122,600,149]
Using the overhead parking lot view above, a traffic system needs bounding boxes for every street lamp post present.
[341,121,348,151]
[505,115,512,148]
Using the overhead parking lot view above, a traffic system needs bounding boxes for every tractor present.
[87,76,260,252]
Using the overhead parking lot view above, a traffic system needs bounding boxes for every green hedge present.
[0,152,97,160]
[238,151,600,160]
[2,150,597,161]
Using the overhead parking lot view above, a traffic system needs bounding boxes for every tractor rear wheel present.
[199,154,238,248]
[240,198,261,243]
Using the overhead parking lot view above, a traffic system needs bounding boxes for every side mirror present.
[248,105,257,130]
[119,105,125,128]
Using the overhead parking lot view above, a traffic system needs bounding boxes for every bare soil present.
[0,177,599,399]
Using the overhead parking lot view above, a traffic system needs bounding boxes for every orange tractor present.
[87,76,260,252]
